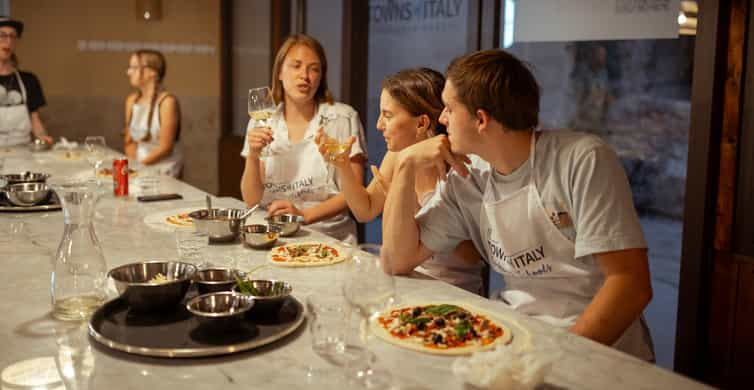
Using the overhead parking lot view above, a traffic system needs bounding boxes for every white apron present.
[0,71,32,146]
[262,139,356,244]
[129,100,183,177]
[480,132,654,360]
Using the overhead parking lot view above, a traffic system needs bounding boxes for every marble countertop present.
[0,146,712,389]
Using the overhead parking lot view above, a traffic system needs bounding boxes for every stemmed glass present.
[248,87,276,157]
[84,136,107,185]
[342,244,396,389]
[320,114,352,184]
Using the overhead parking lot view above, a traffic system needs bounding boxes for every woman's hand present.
[267,200,307,222]
[314,128,354,167]
[246,126,274,158]
[371,165,391,195]
[37,134,54,144]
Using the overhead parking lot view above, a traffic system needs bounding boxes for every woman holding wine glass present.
[315,68,484,294]
[123,49,183,177]
[240,34,366,244]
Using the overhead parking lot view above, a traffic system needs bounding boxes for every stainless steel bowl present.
[29,139,52,152]
[186,292,254,332]
[233,279,292,313]
[194,268,242,295]
[265,214,303,237]
[241,224,281,249]
[5,182,51,206]
[2,172,50,185]
[108,261,197,312]
[188,208,249,242]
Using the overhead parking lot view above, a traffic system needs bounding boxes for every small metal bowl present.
[233,279,292,313]
[108,261,197,312]
[266,214,303,237]
[241,224,281,249]
[2,172,50,185]
[186,292,254,332]
[29,139,52,152]
[194,268,242,295]
[188,208,249,242]
[5,182,51,206]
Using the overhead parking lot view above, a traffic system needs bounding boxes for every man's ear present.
[476,109,491,135]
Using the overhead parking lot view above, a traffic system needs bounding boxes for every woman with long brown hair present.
[316,67,483,293]
[240,34,366,243]
[123,49,182,177]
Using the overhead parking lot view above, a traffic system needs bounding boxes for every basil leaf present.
[455,320,471,340]
[406,316,431,325]
[424,304,463,316]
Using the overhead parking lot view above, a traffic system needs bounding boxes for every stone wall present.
[512,38,694,219]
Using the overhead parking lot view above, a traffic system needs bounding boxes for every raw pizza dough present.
[267,242,347,267]
[370,302,513,355]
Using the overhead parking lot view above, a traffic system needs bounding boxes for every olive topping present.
[432,333,443,344]
[434,318,446,327]
[412,307,422,317]
[417,321,427,331]
[457,312,467,320]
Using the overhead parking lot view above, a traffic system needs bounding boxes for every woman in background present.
[123,49,182,177]
[240,34,366,244]
[316,68,483,294]
[0,16,53,146]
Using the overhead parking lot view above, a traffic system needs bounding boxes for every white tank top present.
[129,97,183,177]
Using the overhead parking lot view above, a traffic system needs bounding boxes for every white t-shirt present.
[417,130,646,261]
[415,191,484,294]
[241,102,367,243]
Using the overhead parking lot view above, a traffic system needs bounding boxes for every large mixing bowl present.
[107,261,197,312]
[5,182,51,206]
[241,224,281,249]
[188,208,249,242]
[2,172,50,185]
[266,214,303,237]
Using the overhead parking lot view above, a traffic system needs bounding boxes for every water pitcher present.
[50,179,107,321]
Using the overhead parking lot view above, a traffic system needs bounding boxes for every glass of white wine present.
[248,87,276,157]
[320,114,351,162]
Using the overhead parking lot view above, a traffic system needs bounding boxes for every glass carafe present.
[50,179,107,321]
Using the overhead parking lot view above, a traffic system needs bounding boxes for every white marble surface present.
[0,146,713,390]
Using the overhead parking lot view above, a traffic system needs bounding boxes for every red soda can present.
[113,158,129,196]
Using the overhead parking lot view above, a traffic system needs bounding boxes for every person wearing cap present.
[0,17,52,147]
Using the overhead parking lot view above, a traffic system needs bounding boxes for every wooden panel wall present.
[700,0,754,388]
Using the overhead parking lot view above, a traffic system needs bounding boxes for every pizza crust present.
[370,302,513,356]
[267,241,347,267]
[165,213,193,228]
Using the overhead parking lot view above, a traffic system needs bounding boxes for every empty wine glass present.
[84,136,107,185]
[342,244,396,389]
[248,87,276,157]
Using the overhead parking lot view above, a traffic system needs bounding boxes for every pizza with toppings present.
[165,213,193,227]
[371,303,512,355]
[98,167,138,177]
[267,242,346,267]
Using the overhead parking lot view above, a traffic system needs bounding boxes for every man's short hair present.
[446,49,540,131]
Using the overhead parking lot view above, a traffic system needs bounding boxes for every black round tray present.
[88,295,305,358]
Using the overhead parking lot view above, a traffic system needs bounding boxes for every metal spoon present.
[238,204,260,220]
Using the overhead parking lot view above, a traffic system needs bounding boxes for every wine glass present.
[248,87,276,157]
[320,114,352,162]
[84,136,107,185]
[342,244,396,389]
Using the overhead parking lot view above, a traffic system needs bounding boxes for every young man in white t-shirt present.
[382,49,654,360]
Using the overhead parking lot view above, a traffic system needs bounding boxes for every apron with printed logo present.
[262,137,356,244]
[0,71,32,146]
[479,131,654,360]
